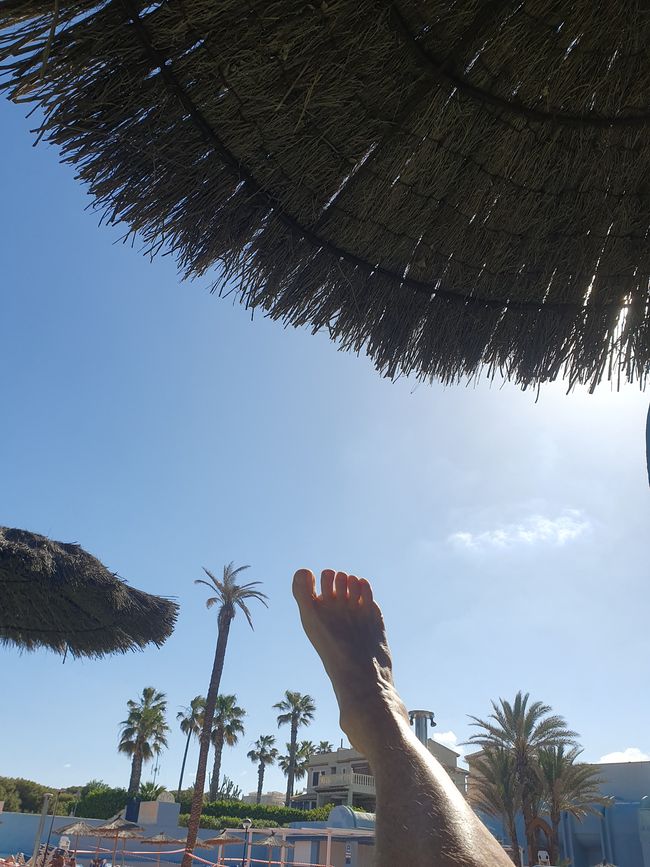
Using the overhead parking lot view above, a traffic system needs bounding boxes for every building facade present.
[294,739,467,812]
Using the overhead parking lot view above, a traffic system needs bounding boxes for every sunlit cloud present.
[599,747,649,763]
[433,730,465,757]
[448,510,590,550]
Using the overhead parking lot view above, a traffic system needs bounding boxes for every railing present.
[315,773,376,792]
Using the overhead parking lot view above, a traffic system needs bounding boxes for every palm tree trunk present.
[177,729,193,801]
[209,730,224,801]
[128,751,143,798]
[182,614,233,867]
[522,796,537,867]
[549,813,561,865]
[284,720,298,807]
[257,763,265,805]
[507,814,520,866]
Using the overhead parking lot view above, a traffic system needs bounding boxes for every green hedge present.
[75,787,129,819]
[178,800,334,826]
[179,815,279,830]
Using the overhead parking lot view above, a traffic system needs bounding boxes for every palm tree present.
[182,563,267,867]
[208,695,246,801]
[118,687,169,797]
[317,741,334,754]
[274,692,316,806]
[537,745,609,864]
[176,696,206,800]
[279,740,315,790]
[468,748,521,864]
[138,781,167,801]
[467,691,577,864]
[247,735,278,805]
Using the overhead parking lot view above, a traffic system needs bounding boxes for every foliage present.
[176,696,205,799]
[317,741,334,754]
[278,741,314,781]
[75,786,129,819]
[468,691,577,861]
[138,782,167,801]
[274,691,316,805]
[209,694,246,800]
[179,814,279,830]
[118,686,170,796]
[80,780,111,798]
[468,748,521,863]
[213,777,242,801]
[178,798,334,825]
[183,563,268,867]
[0,778,21,812]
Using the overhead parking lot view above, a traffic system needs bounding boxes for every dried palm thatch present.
[0,527,178,657]
[1,1,649,389]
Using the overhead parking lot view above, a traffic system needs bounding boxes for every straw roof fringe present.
[1,1,649,389]
[0,527,178,657]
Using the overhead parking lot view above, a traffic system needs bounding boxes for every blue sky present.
[2,99,649,800]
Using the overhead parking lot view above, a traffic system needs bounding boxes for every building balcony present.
[315,772,376,795]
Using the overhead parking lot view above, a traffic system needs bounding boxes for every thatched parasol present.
[93,819,143,867]
[256,834,294,867]
[54,822,96,858]
[1,3,649,390]
[139,833,187,867]
[0,527,178,658]
[198,832,243,867]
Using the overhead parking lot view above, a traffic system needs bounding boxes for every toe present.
[347,574,360,603]
[321,569,336,599]
[334,571,349,602]
[358,577,373,609]
[293,569,316,606]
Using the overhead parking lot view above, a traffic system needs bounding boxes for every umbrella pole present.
[112,838,119,867]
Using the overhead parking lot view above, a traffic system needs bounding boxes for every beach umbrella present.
[139,833,187,867]
[199,833,243,867]
[93,819,143,867]
[1,4,649,392]
[54,822,96,857]
[0,527,178,658]
[256,834,294,867]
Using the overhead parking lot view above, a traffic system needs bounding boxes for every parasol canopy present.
[0,527,178,658]
[256,835,294,849]
[1,2,649,390]
[93,820,144,838]
[198,833,242,848]
[54,823,97,838]
[139,835,187,846]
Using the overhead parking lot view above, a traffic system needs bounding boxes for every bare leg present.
[293,568,512,867]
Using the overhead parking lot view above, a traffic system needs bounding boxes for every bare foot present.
[293,568,409,757]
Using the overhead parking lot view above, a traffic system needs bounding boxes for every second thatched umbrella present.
[0,527,178,658]
[93,819,143,867]
[199,833,243,867]
[139,833,187,867]
[256,834,294,867]
[54,822,97,858]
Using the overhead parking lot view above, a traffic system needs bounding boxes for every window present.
[331,767,337,774]
[312,771,320,787]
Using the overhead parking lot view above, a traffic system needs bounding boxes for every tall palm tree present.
[467,691,577,864]
[468,748,521,864]
[118,687,169,797]
[182,563,267,867]
[176,695,206,800]
[208,695,246,801]
[317,741,334,754]
[247,735,278,805]
[274,691,316,806]
[279,740,314,790]
[537,745,608,864]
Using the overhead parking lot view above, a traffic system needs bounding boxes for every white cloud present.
[448,510,590,550]
[599,747,649,764]
[63,763,72,768]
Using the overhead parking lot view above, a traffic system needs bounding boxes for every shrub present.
[75,787,128,819]
[179,815,278,830]
[177,799,334,825]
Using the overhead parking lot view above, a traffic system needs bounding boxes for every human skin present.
[293,568,514,867]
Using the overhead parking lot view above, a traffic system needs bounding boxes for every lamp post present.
[240,819,252,867]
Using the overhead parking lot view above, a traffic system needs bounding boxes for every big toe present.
[293,569,316,607]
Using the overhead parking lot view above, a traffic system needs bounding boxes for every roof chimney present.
[409,710,436,746]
